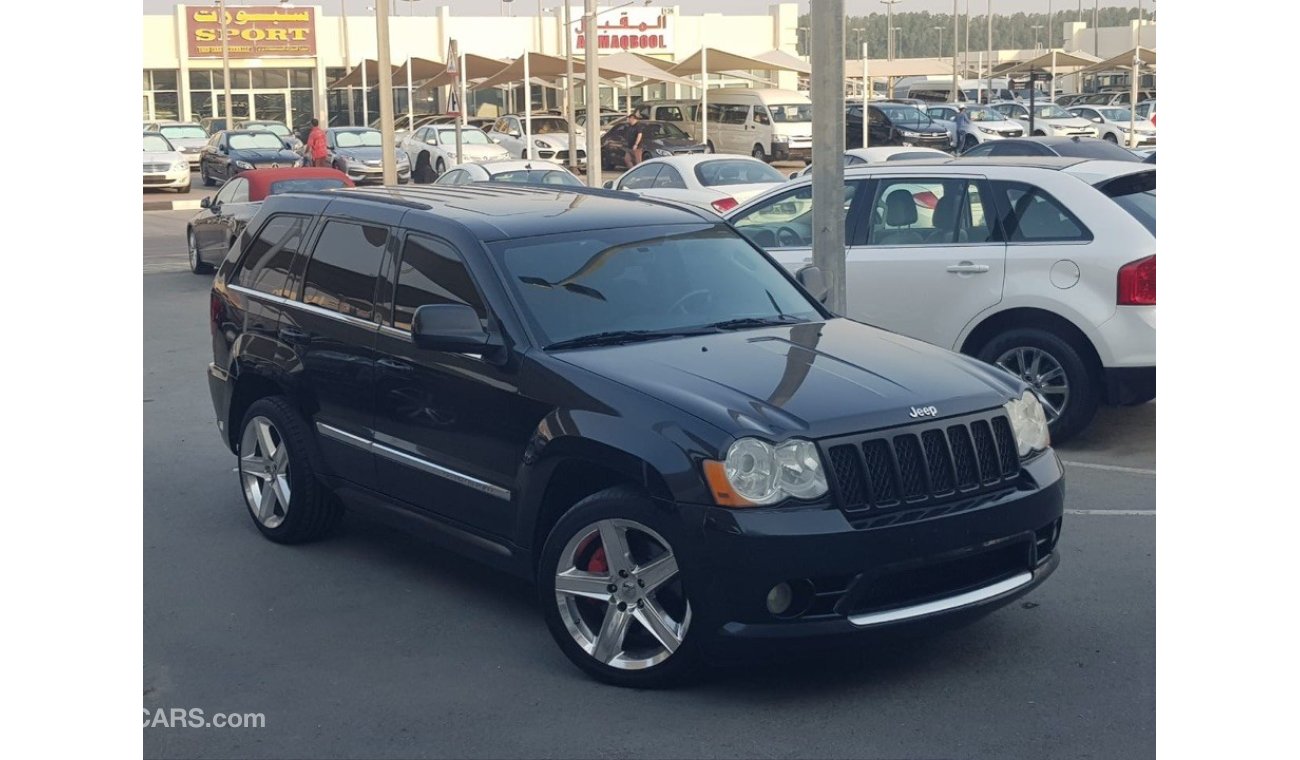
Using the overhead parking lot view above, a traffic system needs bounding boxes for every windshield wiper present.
[545,327,719,351]
[708,315,806,331]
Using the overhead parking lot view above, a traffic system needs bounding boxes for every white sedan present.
[789,146,950,179]
[604,155,787,213]
[433,159,584,187]
[142,131,191,192]
[1067,105,1157,147]
[399,124,511,182]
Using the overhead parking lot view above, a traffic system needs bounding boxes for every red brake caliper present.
[587,545,609,574]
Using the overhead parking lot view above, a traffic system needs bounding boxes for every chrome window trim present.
[847,571,1032,627]
[315,422,511,501]
[228,284,379,330]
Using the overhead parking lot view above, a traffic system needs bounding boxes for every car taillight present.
[710,197,739,213]
[1117,255,1156,305]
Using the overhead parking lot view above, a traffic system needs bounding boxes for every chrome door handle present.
[946,263,990,274]
[377,357,413,372]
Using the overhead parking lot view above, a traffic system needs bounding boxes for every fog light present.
[766,582,794,616]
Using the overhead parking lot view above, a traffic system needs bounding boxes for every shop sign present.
[575,9,672,53]
[186,5,316,59]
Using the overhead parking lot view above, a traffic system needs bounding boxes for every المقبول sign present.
[186,6,316,59]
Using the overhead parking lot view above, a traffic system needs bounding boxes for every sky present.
[142,1,1145,17]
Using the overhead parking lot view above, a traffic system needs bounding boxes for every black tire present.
[705,140,715,153]
[975,327,1100,445]
[186,228,212,274]
[1103,133,1118,143]
[962,134,979,153]
[538,485,702,688]
[435,157,446,176]
[237,397,342,544]
[201,165,215,187]
[1033,130,1046,137]
[751,143,766,162]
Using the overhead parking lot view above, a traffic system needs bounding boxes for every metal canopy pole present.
[701,45,708,149]
[524,50,533,157]
[810,0,846,314]
[862,41,869,147]
[218,0,233,125]
[952,0,959,102]
[564,2,577,170]
[375,0,397,184]
[986,0,993,102]
[583,0,601,186]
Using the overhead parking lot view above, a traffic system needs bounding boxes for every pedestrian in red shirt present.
[306,119,329,167]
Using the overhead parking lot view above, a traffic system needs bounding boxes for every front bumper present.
[673,451,1065,662]
[533,149,587,164]
[895,135,952,150]
[771,143,812,162]
[143,168,191,188]
[344,165,413,184]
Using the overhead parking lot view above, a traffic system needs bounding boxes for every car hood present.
[454,143,511,159]
[552,318,1020,440]
[334,146,400,162]
[230,147,302,162]
[650,137,705,151]
[530,133,578,149]
[166,137,208,150]
[1038,116,1094,128]
[143,151,184,163]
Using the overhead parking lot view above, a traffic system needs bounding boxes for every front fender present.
[510,408,724,551]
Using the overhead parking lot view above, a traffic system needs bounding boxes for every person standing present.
[954,104,972,153]
[306,119,329,167]
[625,112,647,169]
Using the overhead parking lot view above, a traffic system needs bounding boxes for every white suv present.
[725,157,1156,442]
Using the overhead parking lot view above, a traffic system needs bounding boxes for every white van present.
[899,77,1015,104]
[695,89,813,163]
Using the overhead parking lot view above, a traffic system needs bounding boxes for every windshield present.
[143,134,173,152]
[488,170,582,186]
[435,127,491,145]
[492,224,821,347]
[246,122,290,136]
[531,118,570,134]
[768,103,813,123]
[649,122,689,140]
[229,133,286,150]
[334,129,383,148]
[1034,104,1072,119]
[1099,108,1135,122]
[159,125,206,139]
[269,178,349,195]
[694,159,785,187]
[967,106,1002,122]
[879,105,933,126]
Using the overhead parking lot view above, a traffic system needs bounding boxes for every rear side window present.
[659,106,683,121]
[719,105,749,125]
[992,181,1092,242]
[301,220,389,320]
[234,214,310,297]
[391,235,487,331]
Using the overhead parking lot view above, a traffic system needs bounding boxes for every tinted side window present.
[234,214,310,297]
[993,181,1091,242]
[392,234,487,331]
[660,106,683,121]
[301,220,388,320]
[653,166,687,189]
[230,178,250,203]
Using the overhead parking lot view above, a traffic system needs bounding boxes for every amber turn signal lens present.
[702,460,757,508]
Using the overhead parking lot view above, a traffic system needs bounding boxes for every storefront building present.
[143,4,802,129]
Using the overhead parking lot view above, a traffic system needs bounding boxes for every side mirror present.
[603,180,614,189]
[411,304,503,358]
[200,197,212,209]
[795,265,829,304]
[788,171,799,180]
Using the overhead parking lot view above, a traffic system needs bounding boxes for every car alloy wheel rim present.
[996,347,1069,422]
[187,231,198,270]
[239,416,291,529]
[554,518,690,671]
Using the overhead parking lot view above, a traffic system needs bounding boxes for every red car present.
[187,168,354,274]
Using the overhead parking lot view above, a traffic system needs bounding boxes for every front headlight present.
[533,139,552,149]
[233,160,253,170]
[706,438,828,506]
[899,130,920,137]
[172,161,187,171]
[772,135,790,143]
[978,125,997,134]
[1003,390,1051,457]
[1117,125,1132,133]
[653,148,672,157]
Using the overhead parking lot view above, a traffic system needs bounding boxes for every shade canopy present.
[1076,47,1157,74]
[996,49,1103,75]
[421,53,511,88]
[472,52,622,90]
[749,49,812,75]
[668,47,806,76]
[595,52,699,87]
[845,57,958,78]
[329,60,402,89]
[393,58,447,87]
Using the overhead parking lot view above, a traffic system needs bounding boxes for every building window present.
[144,69,180,121]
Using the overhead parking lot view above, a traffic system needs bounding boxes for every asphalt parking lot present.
[143,209,1154,759]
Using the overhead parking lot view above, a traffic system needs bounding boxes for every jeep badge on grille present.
[909,405,939,419]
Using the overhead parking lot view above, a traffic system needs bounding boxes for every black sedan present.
[199,130,303,186]
[235,120,304,152]
[599,120,706,170]
[847,103,951,151]
[959,135,1141,161]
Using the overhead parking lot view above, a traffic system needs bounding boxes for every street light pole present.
[952,0,959,102]
[341,0,355,126]
[218,0,233,126]
[880,0,901,60]
[810,0,846,314]
[375,0,397,184]
[583,0,600,187]
[564,2,577,170]
[986,0,993,102]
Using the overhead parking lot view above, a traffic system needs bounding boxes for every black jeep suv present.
[207,184,1064,686]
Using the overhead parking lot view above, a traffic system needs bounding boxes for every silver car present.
[1067,106,1156,147]
[151,122,208,168]
[926,104,1026,152]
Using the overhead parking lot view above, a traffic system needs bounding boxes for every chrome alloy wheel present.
[996,346,1069,422]
[239,416,291,529]
[187,230,200,271]
[554,519,691,671]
